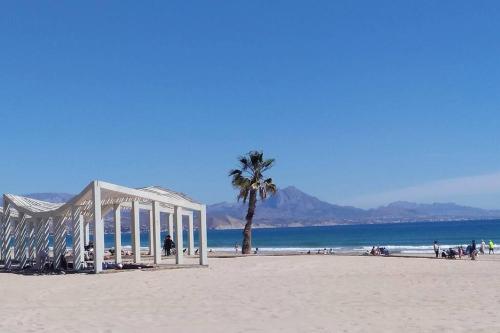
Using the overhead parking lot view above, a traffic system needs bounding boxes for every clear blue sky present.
[1,1,500,208]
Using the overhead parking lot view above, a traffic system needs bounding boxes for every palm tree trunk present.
[242,189,257,254]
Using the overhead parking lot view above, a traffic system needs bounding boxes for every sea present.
[89,219,500,254]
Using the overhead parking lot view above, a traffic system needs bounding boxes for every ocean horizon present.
[68,219,500,254]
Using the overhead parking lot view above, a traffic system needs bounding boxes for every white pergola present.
[0,180,208,273]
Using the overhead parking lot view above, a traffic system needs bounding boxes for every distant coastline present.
[209,217,500,230]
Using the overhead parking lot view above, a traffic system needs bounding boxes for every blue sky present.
[1,1,500,208]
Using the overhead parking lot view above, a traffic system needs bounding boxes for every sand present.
[1,255,499,333]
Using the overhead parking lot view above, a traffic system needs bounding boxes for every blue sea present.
[85,219,500,254]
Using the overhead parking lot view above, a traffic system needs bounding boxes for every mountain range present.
[3,187,500,230]
[206,186,500,229]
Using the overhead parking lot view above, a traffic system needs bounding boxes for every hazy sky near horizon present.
[1,1,500,208]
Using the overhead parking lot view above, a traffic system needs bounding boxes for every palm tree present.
[229,151,277,254]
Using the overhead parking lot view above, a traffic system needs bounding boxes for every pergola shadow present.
[0,257,207,276]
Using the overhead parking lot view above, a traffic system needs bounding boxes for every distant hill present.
[208,186,366,229]
[4,188,500,230]
[207,187,500,229]
[368,201,500,220]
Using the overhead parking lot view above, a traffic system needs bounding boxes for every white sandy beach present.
[1,255,500,333]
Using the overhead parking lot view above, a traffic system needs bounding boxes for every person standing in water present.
[489,240,495,254]
[433,241,440,258]
[480,240,486,255]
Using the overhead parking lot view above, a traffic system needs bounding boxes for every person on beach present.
[489,240,495,254]
[480,240,486,255]
[465,244,472,256]
[234,243,239,253]
[470,240,478,260]
[163,235,175,256]
[433,241,440,258]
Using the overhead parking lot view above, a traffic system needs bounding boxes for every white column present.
[36,217,50,256]
[53,215,67,270]
[52,216,61,269]
[1,202,13,269]
[72,207,85,270]
[84,221,90,246]
[28,219,35,264]
[93,181,104,273]
[32,219,39,257]
[14,213,27,267]
[168,213,174,237]
[17,213,28,269]
[148,210,154,255]
[33,218,41,261]
[199,205,208,265]
[114,204,122,264]
[175,206,183,265]
[152,201,161,264]
[0,211,3,262]
[131,200,141,263]
[13,218,20,262]
[2,203,13,268]
[187,212,194,256]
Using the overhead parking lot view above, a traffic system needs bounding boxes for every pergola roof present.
[5,195,64,213]
[137,186,199,204]
[1,181,203,220]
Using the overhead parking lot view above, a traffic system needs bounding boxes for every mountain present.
[4,189,500,230]
[208,186,368,229]
[368,201,500,220]
[208,187,500,229]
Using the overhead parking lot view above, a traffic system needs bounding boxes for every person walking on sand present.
[163,235,175,256]
[480,240,486,255]
[489,240,495,254]
[433,241,440,258]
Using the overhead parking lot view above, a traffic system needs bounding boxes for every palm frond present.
[238,187,250,203]
[229,169,242,177]
[229,151,277,202]
[231,174,250,188]
[238,156,250,171]
[249,151,263,171]
[261,158,275,172]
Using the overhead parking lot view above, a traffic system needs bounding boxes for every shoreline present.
[39,244,500,257]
